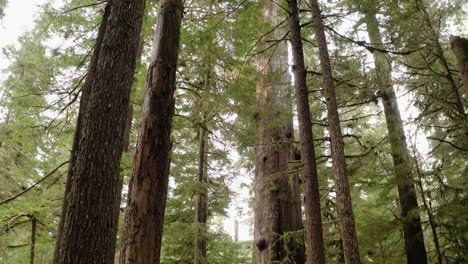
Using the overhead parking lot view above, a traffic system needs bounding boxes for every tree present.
[194,70,209,263]
[286,0,326,262]
[309,0,361,263]
[358,2,429,263]
[119,0,183,263]
[253,0,305,262]
[53,0,146,262]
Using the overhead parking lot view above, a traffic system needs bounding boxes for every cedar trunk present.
[53,0,145,263]
[363,9,428,264]
[309,0,361,263]
[119,0,183,263]
[254,1,305,263]
[287,0,326,263]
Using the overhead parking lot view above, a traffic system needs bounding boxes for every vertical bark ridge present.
[53,0,145,262]
[119,0,183,263]
[254,1,305,263]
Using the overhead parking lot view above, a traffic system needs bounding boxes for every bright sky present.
[0,1,48,81]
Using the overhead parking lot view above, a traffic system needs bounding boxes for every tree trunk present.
[450,35,468,101]
[30,215,36,264]
[309,1,361,263]
[119,0,183,263]
[53,5,111,262]
[363,8,428,264]
[254,1,305,263]
[195,119,208,264]
[53,0,145,262]
[286,0,325,263]
[195,71,209,264]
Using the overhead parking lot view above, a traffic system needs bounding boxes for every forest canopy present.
[0,0,467,263]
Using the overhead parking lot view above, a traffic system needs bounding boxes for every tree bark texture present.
[119,0,183,263]
[450,35,468,101]
[53,4,111,262]
[309,1,361,263]
[254,1,305,263]
[287,0,326,263]
[363,8,428,264]
[53,0,145,263]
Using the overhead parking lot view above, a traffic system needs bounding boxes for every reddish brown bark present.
[287,0,326,263]
[119,0,183,263]
[309,0,361,263]
[253,1,305,263]
[53,0,145,263]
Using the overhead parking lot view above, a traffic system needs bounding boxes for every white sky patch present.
[0,0,49,80]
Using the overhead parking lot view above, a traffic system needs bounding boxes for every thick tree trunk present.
[119,1,183,263]
[286,0,325,263]
[53,0,145,263]
[450,35,468,101]
[363,9,428,264]
[309,1,361,263]
[53,5,111,262]
[254,1,305,263]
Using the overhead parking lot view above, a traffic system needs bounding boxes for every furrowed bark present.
[53,0,145,262]
[119,0,183,263]
[254,1,305,263]
[286,0,325,263]
[53,5,111,262]
[309,0,361,263]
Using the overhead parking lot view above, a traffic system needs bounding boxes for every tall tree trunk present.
[309,1,361,263]
[30,215,36,264]
[286,0,325,263]
[363,8,428,264]
[195,118,208,263]
[254,1,305,263]
[119,0,183,263]
[195,70,209,264]
[53,5,111,262]
[450,35,468,101]
[53,0,145,262]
